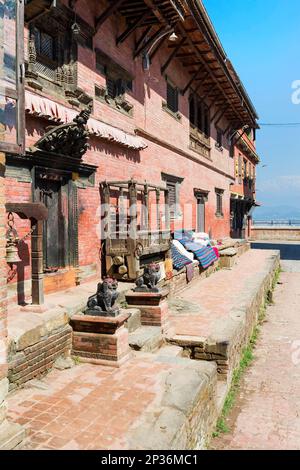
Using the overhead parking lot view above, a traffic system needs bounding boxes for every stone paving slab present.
[212,271,300,450]
[6,353,217,450]
[167,249,280,380]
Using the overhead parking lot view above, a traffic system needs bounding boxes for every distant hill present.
[253,205,300,221]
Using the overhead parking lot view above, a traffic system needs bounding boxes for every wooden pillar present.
[128,180,137,241]
[156,189,162,244]
[31,219,44,305]
[119,188,126,236]
[142,184,149,232]
[102,183,111,238]
[127,181,138,279]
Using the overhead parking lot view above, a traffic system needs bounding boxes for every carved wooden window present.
[167,82,179,114]
[189,94,210,138]
[34,28,56,61]
[216,127,223,149]
[215,188,224,217]
[95,49,133,115]
[26,11,81,105]
[162,173,184,219]
[106,77,132,100]
[32,26,59,83]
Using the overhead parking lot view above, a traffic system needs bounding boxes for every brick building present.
[0,2,261,446]
[230,126,260,239]
[1,0,261,304]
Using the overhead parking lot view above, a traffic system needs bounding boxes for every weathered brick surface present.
[168,249,280,382]
[4,0,255,298]
[72,326,129,362]
[0,153,8,414]
[8,325,72,388]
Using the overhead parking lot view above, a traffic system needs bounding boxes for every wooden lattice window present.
[215,188,224,217]
[189,94,210,137]
[95,49,133,114]
[162,173,184,219]
[34,28,55,61]
[167,82,179,114]
[216,127,223,149]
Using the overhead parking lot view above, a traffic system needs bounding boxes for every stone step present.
[0,420,25,450]
[124,308,141,333]
[129,326,163,353]
[155,345,183,358]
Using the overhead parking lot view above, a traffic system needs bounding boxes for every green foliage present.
[212,267,281,439]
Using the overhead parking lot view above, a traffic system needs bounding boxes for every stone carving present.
[33,104,92,159]
[134,263,161,293]
[86,277,120,317]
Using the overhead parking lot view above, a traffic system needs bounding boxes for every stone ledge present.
[167,250,280,386]
[128,358,218,450]
[0,420,25,450]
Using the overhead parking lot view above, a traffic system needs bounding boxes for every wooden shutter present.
[106,77,116,98]
[167,82,178,113]
[215,189,223,216]
[167,181,176,217]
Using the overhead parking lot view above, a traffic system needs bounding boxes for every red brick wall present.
[0,152,8,409]
[6,0,244,295]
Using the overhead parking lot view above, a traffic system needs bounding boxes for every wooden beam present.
[95,0,126,32]
[161,37,186,74]
[193,71,210,94]
[150,35,166,60]
[176,51,194,58]
[135,25,152,51]
[116,10,151,45]
[168,39,207,48]
[177,23,244,125]
[182,66,202,95]
[223,122,233,136]
[144,0,166,24]
[134,25,165,58]
[215,105,229,126]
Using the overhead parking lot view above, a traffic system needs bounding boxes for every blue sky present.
[203,0,300,214]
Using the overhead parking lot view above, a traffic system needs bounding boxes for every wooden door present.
[35,175,69,272]
[197,196,205,233]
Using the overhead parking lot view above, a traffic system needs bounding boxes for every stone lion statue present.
[86,277,119,317]
[134,263,161,293]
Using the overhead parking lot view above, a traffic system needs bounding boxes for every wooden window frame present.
[95,49,134,116]
[215,188,224,218]
[216,127,223,150]
[162,172,184,220]
[0,0,25,155]
[162,77,181,120]
[189,93,210,138]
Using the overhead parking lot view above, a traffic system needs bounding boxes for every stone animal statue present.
[134,263,161,292]
[86,277,120,317]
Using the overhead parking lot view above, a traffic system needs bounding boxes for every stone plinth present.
[219,248,238,268]
[70,313,130,367]
[125,289,170,332]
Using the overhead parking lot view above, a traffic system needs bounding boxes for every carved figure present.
[134,263,161,293]
[86,277,120,317]
[33,104,92,159]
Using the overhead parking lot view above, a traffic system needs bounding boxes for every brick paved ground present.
[169,249,275,338]
[5,248,280,450]
[7,354,174,450]
[212,243,300,450]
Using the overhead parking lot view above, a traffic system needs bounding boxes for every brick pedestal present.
[125,289,170,332]
[70,313,130,367]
